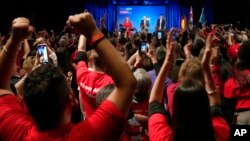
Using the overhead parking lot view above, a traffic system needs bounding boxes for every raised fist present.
[67,12,101,39]
[11,17,33,41]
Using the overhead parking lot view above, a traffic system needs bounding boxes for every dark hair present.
[172,79,215,141]
[23,64,70,130]
[232,40,250,87]
[56,47,75,75]
[110,37,118,47]
[140,31,147,41]
[233,33,243,43]
[141,55,154,71]
[96,84,115,106]
[156,47,166,67]
[237,40,250,70]
[192,37,205,57]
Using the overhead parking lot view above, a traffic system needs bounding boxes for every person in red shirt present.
[227,33,243,64]
[76,35,114,119]
[123,17,133,38]
[148,30,229,141]
[0,12,137,141]
[224,40,250,125]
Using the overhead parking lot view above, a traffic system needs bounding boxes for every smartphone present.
[139,41,148,54]
[37,44,49,64]
[157,31,162,40]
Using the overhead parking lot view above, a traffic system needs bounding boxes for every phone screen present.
[157,32,162,40]
[37,44,49,64]
[140,41,148,53]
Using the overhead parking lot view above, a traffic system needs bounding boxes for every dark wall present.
[0,0,72,35]
[212,0,250,29]
[0,0,249,35]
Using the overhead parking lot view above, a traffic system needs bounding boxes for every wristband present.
[88,33,105,47]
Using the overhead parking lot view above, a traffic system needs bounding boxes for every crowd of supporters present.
[0,11,249,141]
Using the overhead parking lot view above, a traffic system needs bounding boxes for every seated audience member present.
[224,40,250,125]
[76,35,114,119]
[148,30,229,141]
[0,12,136,140]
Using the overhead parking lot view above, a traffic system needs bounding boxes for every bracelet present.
[207,89,217,95]
[91,36,106,48]
[88,33,105,47]
[3,46,9,54]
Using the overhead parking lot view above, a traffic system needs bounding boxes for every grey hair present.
[133,68,152,94]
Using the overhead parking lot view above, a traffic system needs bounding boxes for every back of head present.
[192,37,205,57]
[56,47,74,74]
[237,40,250,70]
[140,31,147,41]
[172,41,182,61]
[90,51,103,69]
[141,55,154,71]
[110,37,118,47]
[133,68,151,99]
[234,33,243,44]
[23,64,70,130]
[178,57,204,82]
[23,56,36,73]
[172,79,215,141]
[156,46,166,67]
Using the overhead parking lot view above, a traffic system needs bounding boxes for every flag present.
[189,6,193,24]
[181,16,187,32]
[199,8,206,27]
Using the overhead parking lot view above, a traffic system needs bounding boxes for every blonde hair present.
[178,57,204,83]
[23,56,36,73]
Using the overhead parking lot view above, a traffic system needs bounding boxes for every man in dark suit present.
[140,16,150,33]
[156,14,166,31]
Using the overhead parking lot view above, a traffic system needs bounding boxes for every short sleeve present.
[79,100,126,141]
[76,61,88,81]
[224,78,238,99]
[0,94,33,140]
[148,113,173,141]
[212,116,230,141]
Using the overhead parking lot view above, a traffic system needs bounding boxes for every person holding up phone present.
[0,12,137,141]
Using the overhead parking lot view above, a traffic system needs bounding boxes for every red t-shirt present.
[224,70,250,110]
[131,98,149,117]
[166,83,179,116]
[227,43,240,62]
[77,61,114,118]
[148,113,230,141]
[0,94,126,141]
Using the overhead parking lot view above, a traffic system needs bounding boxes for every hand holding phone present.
[37,44,49,64]
[139,41,148,54]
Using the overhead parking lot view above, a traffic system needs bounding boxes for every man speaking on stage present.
[140,16,150,33]
[156,14,166,31]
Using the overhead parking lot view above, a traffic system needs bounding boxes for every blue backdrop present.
[117,6,167,33]
[81,0,212,32]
